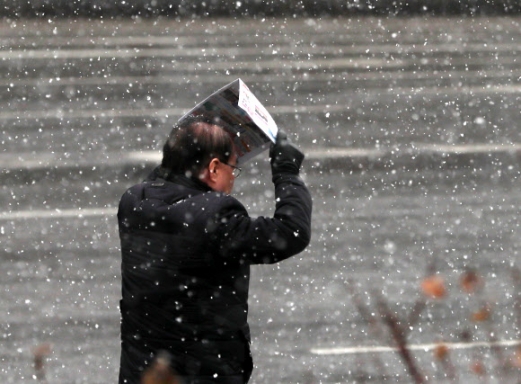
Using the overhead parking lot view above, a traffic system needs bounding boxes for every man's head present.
[161,116,239,194]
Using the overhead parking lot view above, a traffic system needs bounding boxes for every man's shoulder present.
[191,190,239,206]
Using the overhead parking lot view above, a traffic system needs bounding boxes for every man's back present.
[118,172,252,383]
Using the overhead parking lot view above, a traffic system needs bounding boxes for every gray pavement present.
[2,16,521,383]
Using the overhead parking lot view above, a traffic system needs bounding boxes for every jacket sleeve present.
[213,173,312,265]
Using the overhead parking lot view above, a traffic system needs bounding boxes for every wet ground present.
[2,16,521,383]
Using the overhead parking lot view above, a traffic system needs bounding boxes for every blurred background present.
[1,0,521,18]
[3,1,521,384]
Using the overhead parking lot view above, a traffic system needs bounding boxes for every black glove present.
[270,131,305,176]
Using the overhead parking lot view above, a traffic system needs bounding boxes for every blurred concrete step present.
[2,143,521,184]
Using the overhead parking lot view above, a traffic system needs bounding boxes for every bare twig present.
[407,298,427,328]
[345,280,389,379]
[32,342,52,383]
[345,279,377,326]
[511,267,521,338]
[374,293,426,384]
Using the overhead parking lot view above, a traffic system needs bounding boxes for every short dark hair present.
[161,115,235,177]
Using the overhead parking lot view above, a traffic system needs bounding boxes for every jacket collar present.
[147,166,212,192]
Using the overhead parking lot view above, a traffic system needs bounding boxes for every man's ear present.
[202,157,219,185]
[208,157,219,174]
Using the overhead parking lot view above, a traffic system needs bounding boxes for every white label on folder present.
[238,80,278,143]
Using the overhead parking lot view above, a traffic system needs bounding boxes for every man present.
[118,115,312,383]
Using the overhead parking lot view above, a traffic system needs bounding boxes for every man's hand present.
[270,131,305,176]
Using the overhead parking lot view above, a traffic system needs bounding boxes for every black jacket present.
[118,166,312,383]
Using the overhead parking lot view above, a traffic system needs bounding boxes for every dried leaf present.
[470,360,486,376]
[471,304,491,322]
[460,269,483,294]
[433,343,449,361]
[420,275,446,299]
